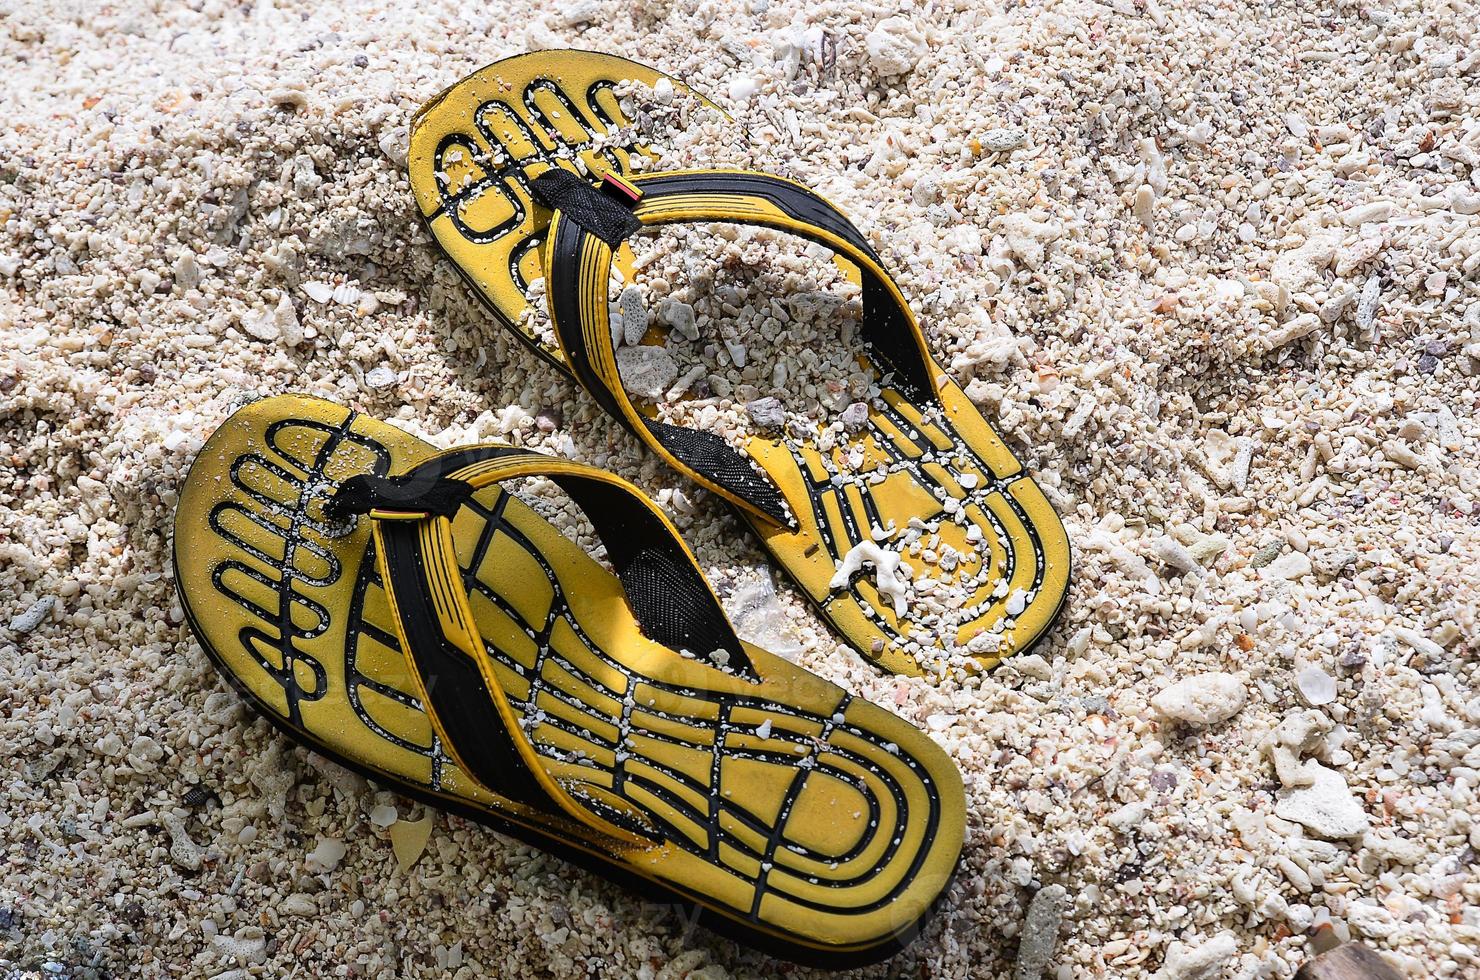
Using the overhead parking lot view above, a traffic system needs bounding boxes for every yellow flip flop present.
[173,394,964,966]
[408,52,1071,676]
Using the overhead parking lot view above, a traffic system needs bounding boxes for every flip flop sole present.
[173,394,964,966]
[408,50,722,371]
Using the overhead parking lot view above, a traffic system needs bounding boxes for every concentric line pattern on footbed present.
[755,384,1056,663]
[205,413,468,788]
[203,410,946,921]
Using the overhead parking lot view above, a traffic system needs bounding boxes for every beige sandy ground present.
[2,0,1478,977]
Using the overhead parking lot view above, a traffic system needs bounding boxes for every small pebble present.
[306,837,347,872]
[746,396,786,430]
[615,345,679,400]
[619,285,648,346]
[979,127,1025,153]
[728,76,757,102]
[301,281,334,303]
[8,596,55,634]
[1295,665,1337,706]
[657,298,698,340]
[864,16,925,76]
[282,893,317,916]
[364,365,397,389]
[390,816,433,872]
[1150,673,1247,727]
[839,401,869,432]
[1156,933,1239,980]
[1260,552,1312,581]
[1274,764,1370,839]
[1013,884,1067,980]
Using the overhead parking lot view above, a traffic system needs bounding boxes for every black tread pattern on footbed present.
[423,77,634,305]
[208,414,393,730]
[789,390,1049,645]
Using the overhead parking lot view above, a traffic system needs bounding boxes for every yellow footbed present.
[173,393,964,957]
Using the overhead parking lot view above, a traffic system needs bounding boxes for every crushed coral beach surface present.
[2,0,1478,978]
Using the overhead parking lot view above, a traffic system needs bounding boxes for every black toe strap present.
[329,446,755,676]
[532,168,642,246]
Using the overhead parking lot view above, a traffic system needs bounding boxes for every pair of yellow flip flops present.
[174,51,1070,967]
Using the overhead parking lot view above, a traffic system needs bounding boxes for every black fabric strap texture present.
[553,470,751,671]
[643,421,788,523]
[326,472,474,521]
[331,446,755,677]
[532,169,641,246]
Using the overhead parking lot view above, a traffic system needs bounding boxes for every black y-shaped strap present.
[539,169,942,526]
